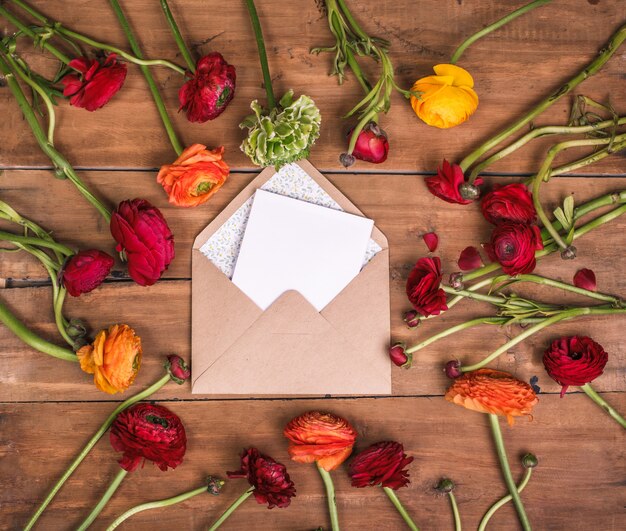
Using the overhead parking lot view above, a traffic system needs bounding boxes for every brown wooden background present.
[1,1,625,529]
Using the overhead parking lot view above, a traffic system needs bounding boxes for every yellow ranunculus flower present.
[410,64,479,129]
[77,324,142,394]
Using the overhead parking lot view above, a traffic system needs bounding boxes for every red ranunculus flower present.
[425,160,482,204]
[61,249,114,297]
[481,183,536,225]
[166,355,191,384]
[110,199,175,286]
[543,335,608,397]
[110,403,187,472]
[227,447,296,509]
[61,53,127,111]
[406,257,447,317]
[179,52,236,123]
[349,441,414,490]
[484,222,543,275]
[348,122,389,164]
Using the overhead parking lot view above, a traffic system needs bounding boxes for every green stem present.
[207,487,254,531]
[106,484,207,530]
[77,468,128,531]
[53,287,76,348]
[335,0,370,42]
[317,463,340,531]
[488,414,531,531]
[550,138,626,176]
[159,0,195,72]
[0,231,73,256]
[511,274,622,306]
[109,0,183,156]
[345,46,372,94]
[24,372,172,530]
[580,383,626,429]
[478,467,532,531]
[346,108,377,155]
[383,487,419,531]
[448,491,462,531]
[442,284,505,305]
[458,22,626,172]
[244,0,276,110]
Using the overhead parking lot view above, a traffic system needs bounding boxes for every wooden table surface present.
[1,1,625,530]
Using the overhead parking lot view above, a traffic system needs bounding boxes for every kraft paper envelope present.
[191,160,391,396]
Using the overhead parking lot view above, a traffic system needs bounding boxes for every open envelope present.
[191,160,391,396]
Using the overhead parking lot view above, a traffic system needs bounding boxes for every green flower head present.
[239,90,321,169]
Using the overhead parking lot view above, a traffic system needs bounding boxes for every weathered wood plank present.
[1,1,625,172]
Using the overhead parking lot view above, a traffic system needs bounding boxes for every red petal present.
[422,232,438,252]
[573,268,596,291]
[458,246,483,271]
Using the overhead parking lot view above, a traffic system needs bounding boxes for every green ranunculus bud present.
[239,90,321,169]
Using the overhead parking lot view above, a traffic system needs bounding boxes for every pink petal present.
[422,232,439,252]
[458,246,483,271]
[573,268,596,291]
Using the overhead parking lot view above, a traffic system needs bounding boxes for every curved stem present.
[488,414,531,531]
[346,107,377,154]
[159,0,195,72]
[0,232,74,256]
[77,468,128,531]
[511,274,622,305]
[383,487,419,531]
[580,383,626,429]
[550,138,626,177]
[109,0,183,156]
[317,463,340,531]
[442,285,505,305]
[24,372,172,530]
[478,468,532,531]
[244,0,276,110]
[448,491,462,531]
[345,46,372,94]
[207,487,254,531]
[53,287,76,348]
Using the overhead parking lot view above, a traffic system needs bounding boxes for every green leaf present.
[563,195,575,223]
[553,206,569,229]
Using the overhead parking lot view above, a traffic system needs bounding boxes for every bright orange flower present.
[157,144,229,207]
[284,411,357,471]
[77,324,142,394]
[445,369,538,426]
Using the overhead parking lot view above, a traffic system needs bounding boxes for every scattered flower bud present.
[206,476,226,495]
[347,122,389,164]
[435,477,455,493]
[339,152,356,167]
[522,453,538,469]
[166,355,191,384]
[448,272,464,290]
[403,310,421,329]
[459,182,481,201]
[444,360,462,379]
[66,318,87,339]
[389,343,412,368]
[560,245,577,260]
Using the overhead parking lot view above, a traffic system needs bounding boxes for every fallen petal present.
[423,232,439,252]
[573,268,596,291]
[458,246,483,271]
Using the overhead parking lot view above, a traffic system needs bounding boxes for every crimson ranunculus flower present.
[349,441,414,490]
[543,335,608,397]
[61,249,114,296]
[425,160,482,204]
[348,122,389,164]
[484,222,543,276]
[481,183,536,225]
[406,257,447,317]
[61,53,127,111]
[110,199,175,286]
[227,447,296,509]
[110,403,187,472]
[179,52,236,123]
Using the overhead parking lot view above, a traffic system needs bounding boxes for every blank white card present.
[232,189,374,311]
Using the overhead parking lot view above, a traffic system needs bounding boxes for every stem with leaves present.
[244,0,276,110]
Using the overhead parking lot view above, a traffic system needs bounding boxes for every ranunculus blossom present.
[347,122,389,165]
[284,411,357,471]
[110,199,175,286]
[406,257,447,317]
[573,268,597,292]
[110,403,187,472]
[425,160,482,205]
[543,335,608,397]
[61,249,114,297]
[348,441,414,490]
[227,447,296,509]
[445,368,538,426]
[410,64,478,129]
[61,53,127,111]
[458,246,483,271]
[166,355,191,384]
[484,222,543,276]
[422,232,438,252]
[77,324,142,394]
[179,52,236,123]
[157,144,230,207]
[481,183,536,225]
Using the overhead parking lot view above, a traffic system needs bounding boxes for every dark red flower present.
[406,257,447,317]
[389,343,411,367]
[348,122,389,164]
[458,246,483,271]
[425,160,482,204]
[481,183,536,225]
[349,441,413,490]
[484,223,543,275]
[573,268,597,291]
[61,54,127,111]
[422,232,438,252]
[110,199,175,286]
[61,249,114,296]
[166,355,191,384]
[227,448,296,509]
[179,52,236,123]
[543,335,608,397]
[110,403,187,472]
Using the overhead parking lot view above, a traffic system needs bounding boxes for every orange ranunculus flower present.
[445,369,538,426]
[284,411,358,471]
[410,64,478,129]
[157,144,229,207]
[77,324,142,394]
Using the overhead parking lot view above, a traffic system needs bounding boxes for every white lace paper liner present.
[200,163,382,279]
